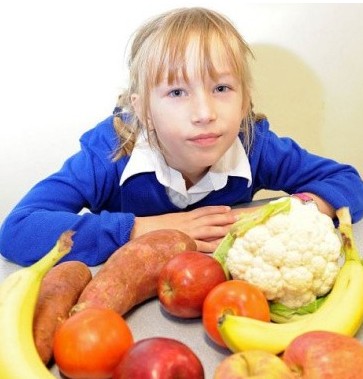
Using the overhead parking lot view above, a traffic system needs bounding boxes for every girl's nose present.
[191,92,217,125]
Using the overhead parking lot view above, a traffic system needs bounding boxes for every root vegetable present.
[33,260,92,365]
[72,229,196,316]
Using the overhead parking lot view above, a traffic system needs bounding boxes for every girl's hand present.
[131,206,239,253]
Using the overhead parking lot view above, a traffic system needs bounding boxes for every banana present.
[0,231,74,379]
[218,207,363,355]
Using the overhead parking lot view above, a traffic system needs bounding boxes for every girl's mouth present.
[188,133,221,146]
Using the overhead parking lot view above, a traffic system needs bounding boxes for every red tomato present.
[202,280,270,347]
[53,308,134,379]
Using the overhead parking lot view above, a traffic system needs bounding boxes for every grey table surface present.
[1,214,362,379]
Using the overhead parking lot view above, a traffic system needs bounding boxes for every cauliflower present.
[225,197,342,308]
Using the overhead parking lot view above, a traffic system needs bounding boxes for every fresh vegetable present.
[53,308,133,379]
[72,229,196,316]
[157,251,226,318]
[0,231,74,379]
[217,207,363,355]
[202,279,270,347]
[33,260,92,365]
[214,197,342,308]
[269,295,327,323]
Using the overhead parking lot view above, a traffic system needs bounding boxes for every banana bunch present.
[0,231,74,379]
[218,207,363,355]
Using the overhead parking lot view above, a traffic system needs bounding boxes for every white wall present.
[0,1,362,221]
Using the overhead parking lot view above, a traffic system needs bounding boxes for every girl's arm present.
[252,120,363,223]
[0,118,135,266]
[0,158,134,267]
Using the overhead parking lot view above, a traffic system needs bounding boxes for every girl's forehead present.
[187,36,232,69]
[156,35,238,84]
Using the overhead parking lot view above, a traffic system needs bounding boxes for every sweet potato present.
[33,260,92,365]
[72,229,196,316]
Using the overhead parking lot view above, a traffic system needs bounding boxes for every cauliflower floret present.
[276,289,316,309]
[313,261,341,296]
[225,197,342,308]
[258,237,287,267]
[280,266,313,292]
[227,242,254,278]
[264,213,290,235]
[321,232,342,261]
[240,225,272,254]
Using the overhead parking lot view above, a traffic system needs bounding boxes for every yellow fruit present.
[0,231,74,378]
[218,208,363,354]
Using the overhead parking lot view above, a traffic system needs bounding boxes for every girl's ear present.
[131,93,142,120]
[131,93,154,131]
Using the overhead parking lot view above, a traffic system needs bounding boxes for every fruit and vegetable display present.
[1,197,363,378]
[214,196,342,308]
[214,199,363,356]
[0,231,75,379]
[72,229,197,316]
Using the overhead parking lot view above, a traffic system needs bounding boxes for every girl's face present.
[133,39,245,185]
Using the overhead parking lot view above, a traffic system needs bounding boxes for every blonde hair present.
[113,7,264,160]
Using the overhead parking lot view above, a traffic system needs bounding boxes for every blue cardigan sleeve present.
[0,117,135,266]
[251,120,363,223]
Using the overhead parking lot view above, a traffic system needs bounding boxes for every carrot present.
[72,229,196,316]
[33,260,92,365]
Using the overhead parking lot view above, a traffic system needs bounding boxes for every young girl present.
[1,7,362,266]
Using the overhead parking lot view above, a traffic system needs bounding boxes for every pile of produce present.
[213,199,363,355]
[0,229,201,379]
[0,231,75,379]
[224,197,341,308]
[1,197,363,379]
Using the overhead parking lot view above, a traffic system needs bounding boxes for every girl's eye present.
[168,89,185,97]
[215,85,230,93]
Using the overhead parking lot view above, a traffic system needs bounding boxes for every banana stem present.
[31,231,75,275]
[336,208,360,262]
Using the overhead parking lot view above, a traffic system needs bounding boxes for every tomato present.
[53,308,134,379]
[202,280,270,347]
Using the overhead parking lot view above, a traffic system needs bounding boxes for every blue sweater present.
[1,116,362,266]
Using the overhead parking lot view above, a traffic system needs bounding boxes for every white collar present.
[120,132,252,198]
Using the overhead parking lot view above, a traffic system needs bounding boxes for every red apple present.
[214,350,294,379]
[112,337,204,379]
[283,330,363,378]
[157,251,226,318]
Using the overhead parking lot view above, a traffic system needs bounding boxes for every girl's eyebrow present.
[155,66,237,88]
[208,71,238,83]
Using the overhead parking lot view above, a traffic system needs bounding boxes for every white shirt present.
[120,132,252,208]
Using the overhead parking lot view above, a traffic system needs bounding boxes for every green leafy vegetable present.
[230,197,291,238]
